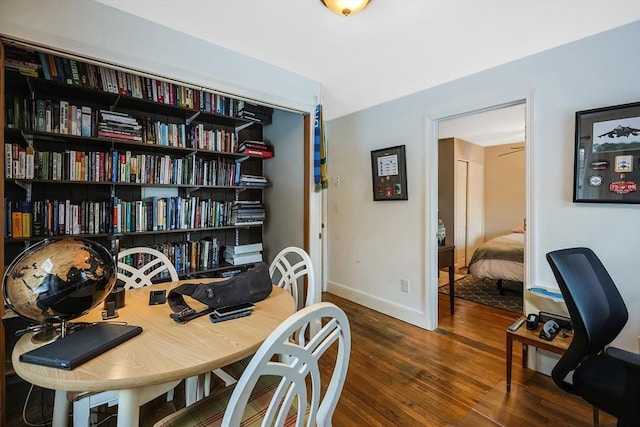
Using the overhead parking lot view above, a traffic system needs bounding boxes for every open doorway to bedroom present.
[437,101,526,315]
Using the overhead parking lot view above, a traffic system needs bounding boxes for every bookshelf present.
[0,38,277,417]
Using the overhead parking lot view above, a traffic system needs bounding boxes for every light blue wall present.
[326,21,640,349]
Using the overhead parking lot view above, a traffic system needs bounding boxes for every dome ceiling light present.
[321,0,371,17]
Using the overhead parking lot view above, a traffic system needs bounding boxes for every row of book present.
[230,201,265,226]
[6,44,243,117]
[7,96,92,136]
[119,239,220,274]
[5,144,243,186]
[239,140,274,158]
[4,196,265,238]
[223,242,264,266]
[5,199,111,238]
[5,96,247,154]
[191,123,237,153]
[112,196,254,233]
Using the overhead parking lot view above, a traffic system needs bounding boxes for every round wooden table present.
[12,281,295,427]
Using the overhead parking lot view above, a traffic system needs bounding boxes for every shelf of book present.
[1,39,281,418]
[2,46,273,282]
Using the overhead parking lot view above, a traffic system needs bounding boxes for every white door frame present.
[424,94,534,330]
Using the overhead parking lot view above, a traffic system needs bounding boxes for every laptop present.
[19,323,143,370]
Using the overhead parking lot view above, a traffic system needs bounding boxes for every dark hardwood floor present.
[6,292,615,426]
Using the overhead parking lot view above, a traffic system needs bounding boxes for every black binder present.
[19,322,142,370]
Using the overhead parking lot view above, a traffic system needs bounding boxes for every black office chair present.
[546,247,640,427]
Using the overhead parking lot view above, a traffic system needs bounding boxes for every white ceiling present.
[439,103,526,146]
[94,0,640,143]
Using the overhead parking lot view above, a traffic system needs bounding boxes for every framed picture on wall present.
[574,102,640,203]
[371,145,408,201]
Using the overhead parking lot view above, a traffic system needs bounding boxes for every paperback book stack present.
[230,201,265,226]
[236,102,273,124]
[97,110,142,141]
[224,243,263,266]
[239,140,273,158]
[239,174,270,188]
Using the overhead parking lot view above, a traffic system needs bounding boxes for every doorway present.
[436,101,527,315]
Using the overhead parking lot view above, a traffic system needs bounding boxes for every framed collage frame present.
[371,145,408,201]
[574,102,640,204]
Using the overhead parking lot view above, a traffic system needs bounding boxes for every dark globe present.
[3,238,116,324]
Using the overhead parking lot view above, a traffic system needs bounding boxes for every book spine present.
[5,144,12,179]
[81,106,92,137]
[69,60,81,86]
[11,202,23,238]
[59,100,69,134]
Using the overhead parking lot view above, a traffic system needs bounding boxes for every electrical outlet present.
[334,175,340,186]
[401,279,409,293]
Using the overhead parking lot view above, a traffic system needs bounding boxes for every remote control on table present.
[508,316,525,332]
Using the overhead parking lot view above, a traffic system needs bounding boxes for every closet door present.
[454,160,484,268]
[466,161,484,263]
[454,160,468,268]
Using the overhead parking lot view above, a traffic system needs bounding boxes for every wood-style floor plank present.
[5,292,617,426]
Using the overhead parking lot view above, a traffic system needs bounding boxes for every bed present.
[468,230,524,295]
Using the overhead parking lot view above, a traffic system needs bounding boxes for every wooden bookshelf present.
[0,38,276,417]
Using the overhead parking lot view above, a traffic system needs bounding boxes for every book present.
[32,200,42,236]
[62,57,73,85]
[69,60,81,86]
[21,201,32,238]
[5,143,12,179]
[224,251,263,266]
[38,52,50,80]
[71,105,82,136]
[45,100,52,132]
[59,100,69,134]
[81,106,92,137]
[11,202,23,238]
[240,148,274,158]
[47,54,58,82]
[18,148,26,179]
[225,243,263,255]
[25,146,35,179]
[35,100,46,132]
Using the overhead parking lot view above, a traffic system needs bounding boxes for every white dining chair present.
[200,246,320,399]
[70,247,181,427]
[153,302,351,427]
[269,246,318,311]
[117,246,179,288]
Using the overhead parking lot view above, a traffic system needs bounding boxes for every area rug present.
[439,274,523,313]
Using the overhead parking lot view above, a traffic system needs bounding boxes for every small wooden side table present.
[506,322,572,392]
[438,244,455,314]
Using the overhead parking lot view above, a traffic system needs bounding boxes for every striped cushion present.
[155,369,306,427]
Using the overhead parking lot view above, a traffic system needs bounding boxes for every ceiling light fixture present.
[321,0,371,17]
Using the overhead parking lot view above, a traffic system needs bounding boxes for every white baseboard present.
[327,281,429,329]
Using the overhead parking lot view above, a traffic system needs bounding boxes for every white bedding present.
[468,233,524,282]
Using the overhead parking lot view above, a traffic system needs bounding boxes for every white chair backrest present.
[117,247,179,289]
[223,302,351,427]
[269,246,317,309]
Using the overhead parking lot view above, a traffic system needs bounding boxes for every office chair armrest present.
[606,347,640,371]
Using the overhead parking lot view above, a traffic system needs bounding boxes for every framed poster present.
[574,102,640,203]
[371,145,408,201]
